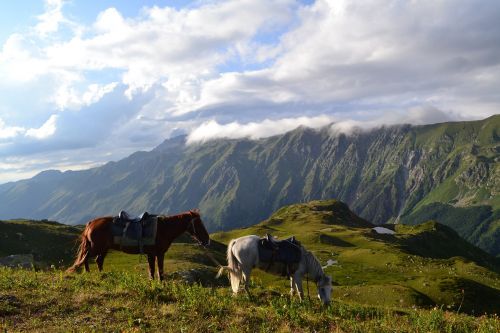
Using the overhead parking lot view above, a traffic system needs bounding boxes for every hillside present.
[212,200,500,314]
[0,219,80,267]
[1,199,499,332]
[0,115,498,255]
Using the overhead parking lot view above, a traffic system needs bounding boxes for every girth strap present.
[120,218,145,253]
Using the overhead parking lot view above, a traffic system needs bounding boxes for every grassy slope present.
[211,200,500,315]
[1,268,499,333]
[1,201,499,331]
[0,219,81,267]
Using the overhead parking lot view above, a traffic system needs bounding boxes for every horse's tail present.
[66,227,91,273]
[216,239,241,293]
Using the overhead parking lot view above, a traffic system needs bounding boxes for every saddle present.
[258,234,302,277]
[111,211,158,252]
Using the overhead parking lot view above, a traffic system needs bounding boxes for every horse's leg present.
[95,255,102,271]
[147,254,155,279]
[84,257,90,272]
[156,253,165,281]
[241,266,253,299]
[293,273,304,301]
[290,276,296,297]
[83,240,95,273]
[95,251,107,272]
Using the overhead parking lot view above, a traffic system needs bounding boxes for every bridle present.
[186,216,206,246]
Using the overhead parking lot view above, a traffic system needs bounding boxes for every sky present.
[0,0,499,184]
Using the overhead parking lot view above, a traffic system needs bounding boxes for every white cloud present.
[53,82,119,110]
[186,106,457,143]
[187,115,334,143]
[1,114,61,142]
[5,0,499,120]
[0,118,25,139]
[1,0,296,111]
[329,106,456,136]
[0,34,46,82]
[25,115,58,139]
[35,0,68,37]
[329,120,367,137]
[189,0,500,120]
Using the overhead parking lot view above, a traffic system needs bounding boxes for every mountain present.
[212,199,499,314]
[0,115,498,254]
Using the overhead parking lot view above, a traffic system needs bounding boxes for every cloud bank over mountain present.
[1,0,499,182]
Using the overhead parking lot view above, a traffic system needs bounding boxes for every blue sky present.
[1,0,499,183]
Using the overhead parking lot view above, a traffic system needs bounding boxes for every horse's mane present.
[159,210,198,223]
[303,250,325,281]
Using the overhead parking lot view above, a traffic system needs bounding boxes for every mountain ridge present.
[0,115,498,254]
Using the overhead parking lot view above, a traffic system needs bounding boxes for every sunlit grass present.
[1,267,498,332]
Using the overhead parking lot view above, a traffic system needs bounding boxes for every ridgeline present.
[0,116,498,256]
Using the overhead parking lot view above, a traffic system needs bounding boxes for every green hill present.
[1,200,499,331]
[0,116,498,255]
[0,219,81,267]
[212,200,500,314]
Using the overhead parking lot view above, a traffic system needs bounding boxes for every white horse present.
[216,235,333,305]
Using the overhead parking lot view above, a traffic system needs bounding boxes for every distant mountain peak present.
[152,134,187,152]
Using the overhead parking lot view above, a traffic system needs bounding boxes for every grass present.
[1,267,498,332]
[1,199,499,331]
[0,219,81,267]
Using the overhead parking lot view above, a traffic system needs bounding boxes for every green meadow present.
[1,199,499,332]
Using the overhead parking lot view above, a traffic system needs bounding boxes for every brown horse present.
[67,209,210,280]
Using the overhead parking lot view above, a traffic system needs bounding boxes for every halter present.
[186,216,203,245]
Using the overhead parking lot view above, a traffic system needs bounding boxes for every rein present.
[305,251,316,302]
[186,217,203,246]
[184,216,223,267]
[203,248,223,267]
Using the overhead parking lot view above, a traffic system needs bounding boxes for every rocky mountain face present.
[0,115,498,254]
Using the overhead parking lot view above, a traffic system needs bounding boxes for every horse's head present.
[317,274,333,305]
[186,209,210,247]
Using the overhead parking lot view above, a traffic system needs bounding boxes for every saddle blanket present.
[111,213,158,247]
[257,234,302,276]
